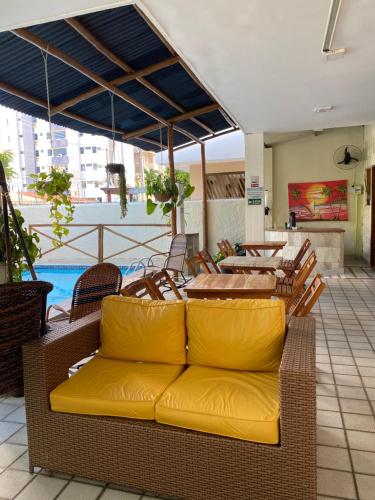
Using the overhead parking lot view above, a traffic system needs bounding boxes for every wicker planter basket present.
[0,281,52,395]
[154,192,171,203]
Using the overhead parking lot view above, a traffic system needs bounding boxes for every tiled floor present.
[1,274,375,499]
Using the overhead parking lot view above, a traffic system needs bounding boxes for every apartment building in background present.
[0,106,156,201]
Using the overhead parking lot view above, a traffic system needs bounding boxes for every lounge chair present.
[46,263,122,322]
[121,277,163,299]
[144,233,189,285]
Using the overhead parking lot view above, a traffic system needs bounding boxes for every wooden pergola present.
[0,4,238,249]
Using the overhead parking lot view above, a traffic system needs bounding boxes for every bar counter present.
[265,227,345,274]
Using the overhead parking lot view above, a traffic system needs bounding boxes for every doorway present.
[371,166,375,267]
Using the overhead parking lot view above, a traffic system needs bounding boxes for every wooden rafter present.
[50,55,180,115]
[65,17,214,136]
[123,103,220,140]
[12,28,170,126]
[0,81,126,135]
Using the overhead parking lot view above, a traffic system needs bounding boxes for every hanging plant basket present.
[105,163,128,218]
[154,192,171,203]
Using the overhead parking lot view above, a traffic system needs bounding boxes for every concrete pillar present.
[245,133,265,240]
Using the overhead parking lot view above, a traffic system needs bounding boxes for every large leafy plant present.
[0,208,40,281]
[145,168,195,216]
[29,168,75,247]
[0,150,16,180]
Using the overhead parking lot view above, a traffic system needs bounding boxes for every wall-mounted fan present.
[333,145,362,170]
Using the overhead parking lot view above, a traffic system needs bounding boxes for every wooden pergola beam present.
[51,56,180,115]
[168,126,177,237]
[0,81,125,135]
[12,28,170,127]
[201,143,208,250]
[65,18,214,136]
[122,103,220,140]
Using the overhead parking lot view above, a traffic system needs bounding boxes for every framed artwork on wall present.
[288,179,348,221]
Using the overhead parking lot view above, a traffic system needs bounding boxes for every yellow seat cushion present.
[156,365,279,443]
[100,296,186,364]
[50,356,185,420]
[187,299,285,371]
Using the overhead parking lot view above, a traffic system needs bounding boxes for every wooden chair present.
[279,238,311,277]
[289,274,326,317]
[274,252,317,312]
[217,239,236,257]
[121,277,164,300]
[185,254,211,277]
[47,263,122,322]
[150,269,182,300]
[197,249,221,274]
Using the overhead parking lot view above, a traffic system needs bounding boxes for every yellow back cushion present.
[187,299,285,371]
[100,296,186,364]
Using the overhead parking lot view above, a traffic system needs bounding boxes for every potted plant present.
[29,168,75,247]
[0,208,41,282]
[105,163,127,218]
[145,168,195,216]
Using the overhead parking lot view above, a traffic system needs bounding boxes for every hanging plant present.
[145,168,195,217]
[29,168,75,247]
[0,208,41,281]
[105,163,127,218]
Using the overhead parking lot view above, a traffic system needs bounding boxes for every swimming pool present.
[23,265,134,305]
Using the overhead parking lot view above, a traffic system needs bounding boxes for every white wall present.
[272,127,364,256]
[19,198,245,265]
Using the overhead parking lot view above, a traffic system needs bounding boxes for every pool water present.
[23,266,133,305]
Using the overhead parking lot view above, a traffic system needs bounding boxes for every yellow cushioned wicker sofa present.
[23,296,316,500]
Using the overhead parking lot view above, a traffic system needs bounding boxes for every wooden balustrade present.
[29,223,171,263]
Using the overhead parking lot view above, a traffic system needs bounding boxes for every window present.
[19,134,23,138]
[35,150,39,157]
[86,163,92,168]
[48,149,52,156]
[80,147,84,154]
[94,181,99,188]
[93,163,98,171]
[53,148,67,157]
[53,130,66,139]
[92,146,97,153]
[81,165,85,171]
[79,132,84,137]
[81,181,86,188]
[34,133,38,140]
[46,133,51,140]
[85,146,91,151]
[35,167,40,173]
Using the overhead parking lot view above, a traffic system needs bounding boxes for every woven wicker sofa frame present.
[23,312,316,500]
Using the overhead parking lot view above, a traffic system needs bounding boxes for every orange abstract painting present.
[288,180,348,221]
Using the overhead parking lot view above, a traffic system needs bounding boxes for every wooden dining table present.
[219,256,282,275]
[184,273,277,299]
[241,241,287,256]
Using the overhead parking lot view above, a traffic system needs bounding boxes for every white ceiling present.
[3,0,375,135]
[140,0,375,133]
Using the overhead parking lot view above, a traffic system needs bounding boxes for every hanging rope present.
[109,91,116,163]
[41,48,53,143]
[159,122,164,167]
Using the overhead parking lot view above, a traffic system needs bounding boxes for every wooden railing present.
[206,171,245,199]
[29,224,171,263]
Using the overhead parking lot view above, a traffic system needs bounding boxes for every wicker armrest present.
[279,316,316,448]
[23,312,101,410]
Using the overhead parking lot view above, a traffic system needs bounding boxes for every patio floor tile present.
[355,474,375,500]
[317,468,357,499]
[0,469,33,499]
[56,481,104,499]
[15,475,67,500]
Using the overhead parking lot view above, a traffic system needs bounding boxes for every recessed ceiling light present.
[314,106,335,113]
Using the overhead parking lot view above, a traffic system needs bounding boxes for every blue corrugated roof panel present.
[0,4,236,151]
